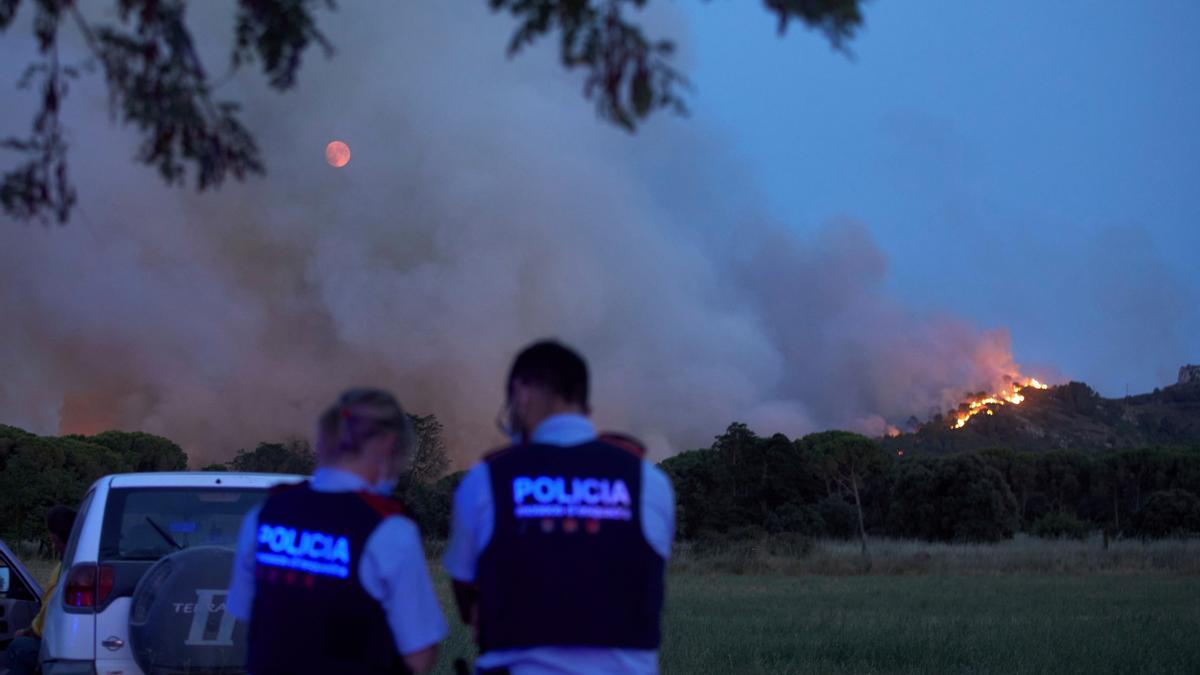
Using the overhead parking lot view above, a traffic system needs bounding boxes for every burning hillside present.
[950,377,1049,429]
[884,369,1200,456]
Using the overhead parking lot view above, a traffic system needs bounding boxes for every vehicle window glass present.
[62,488,95,567]
[0,559,34,601]
[99,488,268,561]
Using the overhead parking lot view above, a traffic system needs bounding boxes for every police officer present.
[228,389,447,675]
[444,340,676,674]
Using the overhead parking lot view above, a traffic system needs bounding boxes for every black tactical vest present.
[246,483,408,675]
[477,440,665,653]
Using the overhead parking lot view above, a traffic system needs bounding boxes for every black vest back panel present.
[246,484,405,675]
[477,441,665,652]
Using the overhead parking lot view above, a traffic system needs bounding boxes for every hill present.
[884,379,1200,455]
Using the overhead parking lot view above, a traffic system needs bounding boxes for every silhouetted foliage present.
[661,424,894,545]
[1030,512,1092,540]
[659,447,730,538]
[227,439,317,474]
[1,0,321,222]
[404,470,467,539]
[404,414,452,488]
[2,0,865,222]
[806,430,890,556]
[887,454,1019,542]
[483,0,864,131]
[1134,489,1200,538]
[0,424,174,544]
[3,413,1198,546]
[75,429,187,471]
[815,494,858,538]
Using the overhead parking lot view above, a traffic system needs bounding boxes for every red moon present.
[325,141,351,168]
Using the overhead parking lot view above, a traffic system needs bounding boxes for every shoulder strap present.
[355,492,406,518]
[599,432,647,459]
[268,479,309,496]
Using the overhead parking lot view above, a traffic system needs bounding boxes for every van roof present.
[107,472,306,489]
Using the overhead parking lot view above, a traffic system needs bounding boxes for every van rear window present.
[99,488,269,561]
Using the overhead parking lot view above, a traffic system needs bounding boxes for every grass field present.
[17,539,1200,674]
[429,536,1200,674]
[430,572,1200,674]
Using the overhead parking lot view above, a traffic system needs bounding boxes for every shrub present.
[765,502,823,535]
[817,495,858,539]
[1135,489,1200,538]
[887,455,1019,543]
[1030,512,1092,540]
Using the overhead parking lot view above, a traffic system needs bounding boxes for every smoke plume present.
[0,2,1031,464]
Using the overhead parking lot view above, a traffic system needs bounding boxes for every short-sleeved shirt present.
[228,467,448,656]
[443,414,675,674]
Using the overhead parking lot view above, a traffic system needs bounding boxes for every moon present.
[325,141,351,168]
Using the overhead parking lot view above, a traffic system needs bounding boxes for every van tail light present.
[63,563,116,610]
[98,565,115,604]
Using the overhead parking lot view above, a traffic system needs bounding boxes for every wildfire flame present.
[951,377,1048,429]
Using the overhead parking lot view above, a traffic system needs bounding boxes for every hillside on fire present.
[884,375,1200,456]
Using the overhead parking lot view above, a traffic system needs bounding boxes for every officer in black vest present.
[228,389,448,675]
[444,341,676,674]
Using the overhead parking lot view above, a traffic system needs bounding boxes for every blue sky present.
[681,1,1200,395]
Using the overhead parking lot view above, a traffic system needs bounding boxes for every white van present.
[0,472,302,675]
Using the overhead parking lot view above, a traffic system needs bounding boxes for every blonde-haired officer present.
[228,389,447,674]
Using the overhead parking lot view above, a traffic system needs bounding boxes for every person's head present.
[46,505,76,556]
[317,388,416,492]
[501,340,590,441]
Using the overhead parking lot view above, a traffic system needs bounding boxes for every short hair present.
[317,388,416,463]
[46,505,76,542]
[507,340,589,408]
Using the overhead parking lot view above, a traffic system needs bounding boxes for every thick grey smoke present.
[0,2,1027,464]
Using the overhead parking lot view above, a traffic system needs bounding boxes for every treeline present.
[0,425,187,543]
[0,415,463,545]
[6,418,1200,550]
[662,423,1200,545]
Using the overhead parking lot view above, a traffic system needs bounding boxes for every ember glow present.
[951,377,1049,429]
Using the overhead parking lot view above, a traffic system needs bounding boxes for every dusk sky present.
[683,1,1200,395]
[1,1,1197,459]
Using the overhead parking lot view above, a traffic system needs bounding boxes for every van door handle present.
[102,636,125,651]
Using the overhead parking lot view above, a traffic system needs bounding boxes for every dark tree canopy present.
[0,424,180,544]
[226,439,317,474]
[1,0,865,223]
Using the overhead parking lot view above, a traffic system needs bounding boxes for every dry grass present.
[669,534,1200,576]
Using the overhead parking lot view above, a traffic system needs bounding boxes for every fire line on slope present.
[951,378,1049,429]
